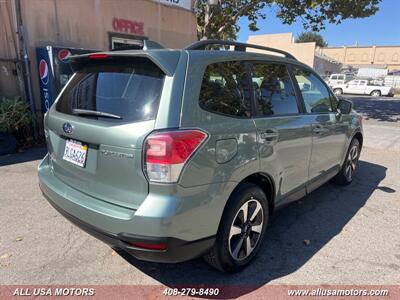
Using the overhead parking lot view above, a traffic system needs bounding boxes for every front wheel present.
[203,183,268,272]
[333,88,343,96]
[333,138,361,185]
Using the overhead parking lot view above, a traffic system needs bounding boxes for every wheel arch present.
[228,172,276,216]
[353,131,363,150]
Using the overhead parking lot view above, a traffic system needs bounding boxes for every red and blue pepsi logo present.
[58,49,71,62]
[39,59,49,85]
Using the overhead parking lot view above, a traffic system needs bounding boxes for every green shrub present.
[0,97,33,134]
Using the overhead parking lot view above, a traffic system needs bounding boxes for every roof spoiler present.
[68,50,180,77]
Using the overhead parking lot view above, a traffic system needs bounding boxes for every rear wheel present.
[333,88,343,96]
[203,183,268,272]
[333,138,361,185]
[370,90,381,97]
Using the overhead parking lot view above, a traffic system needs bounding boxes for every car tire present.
[370,90,381,97]
[333,88,343,95]
[203,183,269,272]
[333,138,361,186]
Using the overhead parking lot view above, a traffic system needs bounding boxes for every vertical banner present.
[36,47,55,113]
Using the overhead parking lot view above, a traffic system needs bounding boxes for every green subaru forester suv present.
[39,40,363,272]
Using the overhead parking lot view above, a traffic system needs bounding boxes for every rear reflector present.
[144,129,208,183]
[130,242,168,251]
[88,53,109,59]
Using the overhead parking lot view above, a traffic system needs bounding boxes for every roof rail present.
[184,39,297,60]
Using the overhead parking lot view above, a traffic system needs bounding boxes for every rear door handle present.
[259,129,279,140]
[313,125,329,134]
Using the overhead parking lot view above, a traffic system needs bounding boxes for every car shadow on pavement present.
[0,147,46,167]
[351,97,400,123]
[118,160,389,298]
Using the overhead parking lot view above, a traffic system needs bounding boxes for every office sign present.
[112,18,145,35]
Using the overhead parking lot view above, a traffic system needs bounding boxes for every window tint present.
[56,59,164,123]
[250,63,299,116]
[331,75,338,80]
[293,68,333,113]
[199,61,251,117]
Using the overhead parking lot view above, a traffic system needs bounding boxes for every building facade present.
[0,0,196,119]
[319,46,400,72]
[247,33,341,76]
[248,33,400,75]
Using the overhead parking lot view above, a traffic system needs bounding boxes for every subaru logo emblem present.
[63,122,73,134]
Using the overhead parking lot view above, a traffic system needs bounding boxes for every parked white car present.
[332,80,394,97]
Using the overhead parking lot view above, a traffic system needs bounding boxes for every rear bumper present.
[43,192,214,262]
[38,154,218,263]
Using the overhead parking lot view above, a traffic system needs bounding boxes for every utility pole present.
[11,0,38,140]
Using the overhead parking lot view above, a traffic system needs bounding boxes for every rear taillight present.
[144,129,208,183]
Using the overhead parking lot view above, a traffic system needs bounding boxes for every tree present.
[195,0,381,40]
[195,0,267,40]
[296,32,328,47]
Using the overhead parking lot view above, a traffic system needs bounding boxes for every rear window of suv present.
[56,58,165,123]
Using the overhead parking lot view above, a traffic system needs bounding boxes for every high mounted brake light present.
[144,129,208,183]
[88,53,109,59]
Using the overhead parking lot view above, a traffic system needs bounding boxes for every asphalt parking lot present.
[0,96,399,292]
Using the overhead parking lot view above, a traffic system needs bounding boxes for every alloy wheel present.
[228,198,264,261]
[345,144,359,181]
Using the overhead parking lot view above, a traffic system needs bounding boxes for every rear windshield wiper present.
[72,109,122,119]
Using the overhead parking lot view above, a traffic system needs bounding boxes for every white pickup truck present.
[332,79,394,97]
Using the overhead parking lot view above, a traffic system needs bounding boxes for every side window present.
[250,63,299,116]
[293,67,333,113]
[331,75,338,80]
[199,61,251,117]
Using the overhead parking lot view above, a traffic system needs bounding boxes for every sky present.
[237,0,400,47]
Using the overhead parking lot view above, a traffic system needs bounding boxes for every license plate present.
[63,139,88,167]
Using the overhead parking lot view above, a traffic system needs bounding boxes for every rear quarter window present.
[199,61,251,118]
[56,58,165,123]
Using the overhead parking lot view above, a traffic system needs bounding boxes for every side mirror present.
[337,99,352,117]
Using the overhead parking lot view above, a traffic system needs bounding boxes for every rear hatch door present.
[45,55,169,209]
